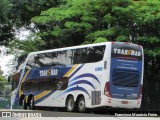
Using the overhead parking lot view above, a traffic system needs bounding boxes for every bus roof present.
[28,42,140,57]
[28,42,109,56]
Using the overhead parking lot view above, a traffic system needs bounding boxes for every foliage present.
[0,75,6,81]
[0,0,60,46]
[0,75,7,91]
[0,0,13,45]
[94,37,108,44]
[10,0,60,27]
[0,0,12,22]
[9,35,47,54]
[0,74,11,100]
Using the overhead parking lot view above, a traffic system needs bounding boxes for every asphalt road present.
[38,109,114,117]
[39,110,112,117]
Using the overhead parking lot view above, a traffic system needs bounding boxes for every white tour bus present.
[11,42,144,112]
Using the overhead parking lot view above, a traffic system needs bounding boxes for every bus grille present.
[112,70,140,87]
[91,91,101,105]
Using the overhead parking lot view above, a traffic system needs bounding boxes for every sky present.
[0,46,15,76]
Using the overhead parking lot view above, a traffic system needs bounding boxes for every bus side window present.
[72,48,87,64]
[36,52,58,67]
[73,49,80,64]
[86,46,105,63]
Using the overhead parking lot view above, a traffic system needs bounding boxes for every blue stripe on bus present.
[53,86,90,100]
[22,64,84,82]
[24,66,74,81]
[23,90,45,96]
[66,86,90,97]
[68,64,84,78]
[18,65,98,104]
[26,69,34,80]
[27,69,36,80]
[68,80,95,90]
[69,73,100,84]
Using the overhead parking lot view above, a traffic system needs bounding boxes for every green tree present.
[9,35,46,54]
[0,0,13,45]
[32,0,115,47]
[0,75,7,93]
[0,0,60,46]
[10,0,60,27]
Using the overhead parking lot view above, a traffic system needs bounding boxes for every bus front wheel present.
[22,97,27,110]
[78,97,86,112]
[66,96,75,112]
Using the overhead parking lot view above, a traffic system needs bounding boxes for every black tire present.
[78,97,86,112]
[66,96,75,112]
[29,97,35,110]
[23,97,27,110]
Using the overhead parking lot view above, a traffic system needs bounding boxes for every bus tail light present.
[138,85,143,99]
[104,82,111,97]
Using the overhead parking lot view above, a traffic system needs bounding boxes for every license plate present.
[121,101,128,104]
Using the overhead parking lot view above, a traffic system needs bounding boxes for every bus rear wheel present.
[78,97,86,112]
[29,97,35,110]
[66,96,75,112]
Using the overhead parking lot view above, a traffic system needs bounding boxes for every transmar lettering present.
[114,48,141,56]
[40,69,58,76]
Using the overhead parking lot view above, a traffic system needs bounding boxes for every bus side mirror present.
[25,65,31,70]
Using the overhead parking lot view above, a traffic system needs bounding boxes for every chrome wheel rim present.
[30,99,33,107]
[79,100,85,110]
[68,99,74,110]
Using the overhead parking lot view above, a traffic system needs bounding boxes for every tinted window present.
[26,45,105,69]
[37,52,58,67]
[112,70,140,87]
[57,51,72,66]
[21,77,69,91]
[73,45,105,64]
[26,55,36,69]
